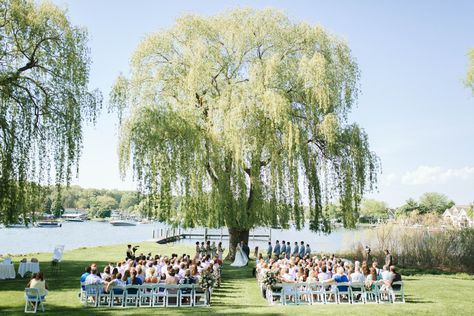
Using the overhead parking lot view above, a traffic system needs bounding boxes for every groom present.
[242,241,250,265]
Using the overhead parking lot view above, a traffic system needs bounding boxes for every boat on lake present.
[109,220,137,226]
[36,221,62,228]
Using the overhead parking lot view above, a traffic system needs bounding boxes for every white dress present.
[230,244,248,267]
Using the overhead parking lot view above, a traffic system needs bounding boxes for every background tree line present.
[322,192,456,224]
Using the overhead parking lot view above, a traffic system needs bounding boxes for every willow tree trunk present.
[226,227,249,261]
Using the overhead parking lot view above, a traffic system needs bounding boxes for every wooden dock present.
[152,228,271,244]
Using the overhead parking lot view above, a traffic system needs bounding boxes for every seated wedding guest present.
[361,261,370,277]
[332,266,349,292]
[29,271,48,299]
[306,269,318,283]
[106,273,125,294]
[350,266,365,283]
[165,268,178,284]
[85,270,103,285]
[180,269,196,286]
[389,266,402,290]
[102,266,111,280]
[296,267,306,282]
[381,265,391,281]
[280,267,295,282]
[136,265,145,283]
[80,266,91,289]
[145,267,158,283]
[365,267,380,290]
[126,270,142,294]
[121,269,130,281]
[372,261,380,275]
[318,265,331,282]
[27,273,37,288]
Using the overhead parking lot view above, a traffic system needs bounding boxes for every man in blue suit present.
[266,241,273,259]
[281,240,286,256]
[273,240,281,258]
[298,241,305,258]
[305,243,311,257]
[286,242,291,259]
[292,241,299,257]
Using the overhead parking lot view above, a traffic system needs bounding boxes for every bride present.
[230,242,248,267]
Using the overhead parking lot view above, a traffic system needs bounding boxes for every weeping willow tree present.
[111,8,379,259]
[0,0,101,224]
[467,48,474,95]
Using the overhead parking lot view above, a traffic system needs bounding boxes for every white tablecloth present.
[18,262,40,277]
[0,264,15,280]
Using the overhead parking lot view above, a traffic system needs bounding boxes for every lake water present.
[0,221,374,255]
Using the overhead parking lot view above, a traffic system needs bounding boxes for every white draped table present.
[18,262,40,277]
[0,264,15,280]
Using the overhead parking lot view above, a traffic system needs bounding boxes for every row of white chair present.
[265,281,405,305]
[81,283,212,307]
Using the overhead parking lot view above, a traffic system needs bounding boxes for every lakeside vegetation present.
[0,242,473,315]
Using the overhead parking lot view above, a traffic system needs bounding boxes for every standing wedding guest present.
[305,244,311,256]
[211,241,217,257]
[266,241,273,259]
[217,242,224,261]
[286,242,291,259]
[273,240,281,258]
[298,241,305,258]
[195,242,200,259]
[281,240,286,256]
[385,250,393,267]
[292,242,299,257]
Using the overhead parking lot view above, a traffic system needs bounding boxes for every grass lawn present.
[0,241,473,315]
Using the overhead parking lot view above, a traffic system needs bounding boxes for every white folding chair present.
[83,284,100,307]
[390,281,405,303]
[378,283,392,303]
[295,282,311,304]
[139,284,155,307]
[109,285,125,307]
[193,287,209,306]
[97,286,110,307]
[266,284,283,305]
[350,282,366,304]
[24,288,45,313]
[153,284,167,307]
[308,282,326,304]
[365,283,380,303]
[165,284,180,307]
[124,285,140,307]
[282,284,298,305]
[179,284,194,307]
[336,282,351,304]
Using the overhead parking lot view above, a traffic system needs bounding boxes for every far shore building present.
[442,205,474,228]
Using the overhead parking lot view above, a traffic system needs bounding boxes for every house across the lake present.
[442,205,474,228]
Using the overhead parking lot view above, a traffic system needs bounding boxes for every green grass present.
[0,242,473,315]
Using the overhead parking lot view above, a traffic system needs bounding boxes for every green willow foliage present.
[0,0,101,224]
[466,48,474,95]
[111,9,379,235]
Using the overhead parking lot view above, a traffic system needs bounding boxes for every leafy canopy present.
[466,48,474,95]
[111,8,379,231]
[0,0,101,223]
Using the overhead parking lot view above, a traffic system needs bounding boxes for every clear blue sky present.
[51,0,474,207]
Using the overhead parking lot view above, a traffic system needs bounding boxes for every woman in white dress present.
[230,242,248,267]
